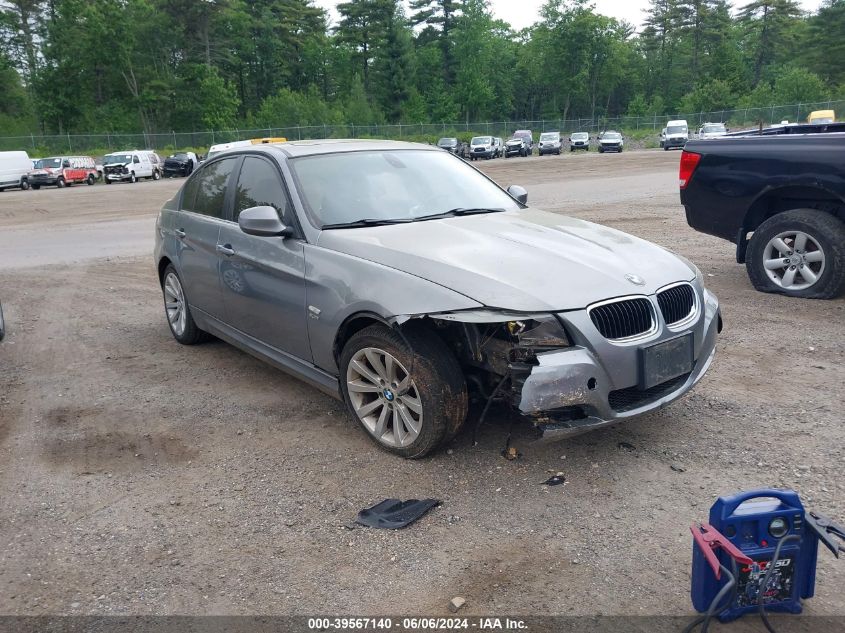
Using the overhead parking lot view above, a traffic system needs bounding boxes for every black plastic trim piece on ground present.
[355,499,440,529]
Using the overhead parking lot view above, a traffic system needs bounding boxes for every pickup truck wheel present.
[86,174,96,185]
[56,177,66,188]
[340,324,467,459]
[746,209,845,299]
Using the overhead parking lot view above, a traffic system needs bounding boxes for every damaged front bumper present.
[518,287,720,440]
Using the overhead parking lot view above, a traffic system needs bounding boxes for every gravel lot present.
[0,150,843,622]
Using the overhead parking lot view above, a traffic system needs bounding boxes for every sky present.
[314,0,824,32]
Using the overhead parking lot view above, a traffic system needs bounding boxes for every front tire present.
[56,177,65,188]
[129,172,137,183]
[746,209,845,299]
[340,324,467,458]
[152,169,160,181]
[161,265,210,344]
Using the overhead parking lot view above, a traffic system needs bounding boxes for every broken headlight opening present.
[422,310,571,402]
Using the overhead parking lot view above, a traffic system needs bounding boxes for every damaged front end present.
[396,288,720,441]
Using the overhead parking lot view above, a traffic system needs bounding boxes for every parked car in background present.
[569,132,590,151]
[206,137,288,161]
[0,151,32,191]
[538,132,561,155]
[103,150,158,184]
[504,130,533,157]
[147,151,164,178]
[469,136,496,160]
[598,131,624,153]
[807,109,835,124]
[437,137,460,154]
[28,156,98,189]
[155,139,720,457]
[697,123,727,139]
[660,120,689,150]
[163,152,198,177]
[492,137,503,157]
[680,134,845,299]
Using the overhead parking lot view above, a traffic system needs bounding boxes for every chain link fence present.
[1,99,841,155]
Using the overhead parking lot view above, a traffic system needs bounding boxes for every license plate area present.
[639,333,694,389]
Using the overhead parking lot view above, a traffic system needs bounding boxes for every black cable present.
[757,534,801,633]
[682,560,738,633]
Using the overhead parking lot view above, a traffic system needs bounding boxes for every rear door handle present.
[216,244,235,257]
[175,228,186,238]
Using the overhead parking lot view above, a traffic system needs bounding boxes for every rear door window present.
[186,158,237,219]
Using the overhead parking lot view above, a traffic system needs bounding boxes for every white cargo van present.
[660,120,689,150]
[102,150,158,183]
[0,151,32,191]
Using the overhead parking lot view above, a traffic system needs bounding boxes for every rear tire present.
[161,265,210,344]
[86,174,95,185]
[746,209,845,299]
[339,324,467,458]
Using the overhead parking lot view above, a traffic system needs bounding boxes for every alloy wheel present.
[346,347,423,448]
[163,272,187,336]
[762,230,825,290]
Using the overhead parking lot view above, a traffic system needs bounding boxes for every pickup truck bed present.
[680,134,845,298]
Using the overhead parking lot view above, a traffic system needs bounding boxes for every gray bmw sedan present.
[154,140,721,458]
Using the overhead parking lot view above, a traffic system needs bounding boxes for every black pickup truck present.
[680,134,845,299]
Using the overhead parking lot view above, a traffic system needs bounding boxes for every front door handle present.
[175,228,186,238]
[216,244,235,257]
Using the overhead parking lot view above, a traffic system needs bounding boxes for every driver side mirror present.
[507,185,528,204]
[238,205,294,238]
[62,160,71,168]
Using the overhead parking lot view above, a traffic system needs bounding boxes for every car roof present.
[255,139,438,158]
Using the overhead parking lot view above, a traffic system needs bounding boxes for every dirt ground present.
[0,150,843,623]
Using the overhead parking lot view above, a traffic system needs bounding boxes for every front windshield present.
[471,136,491,145]
[513,132,531,141]
[437,138,456,146]
[36,157,62,168]
[603,132,622,140]
[290,150,521,229]
[104,154,133,164]
[571,133,588,140]
[667,126,687,134]
[702,124,726,134]
[540,133,559,141]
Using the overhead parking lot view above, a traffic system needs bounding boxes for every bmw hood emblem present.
[625,273,646,286]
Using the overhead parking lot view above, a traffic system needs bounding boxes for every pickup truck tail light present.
[679,150,701,189]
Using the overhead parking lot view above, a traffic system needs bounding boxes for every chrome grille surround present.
[587,295,657,342]
[656,282,698,329]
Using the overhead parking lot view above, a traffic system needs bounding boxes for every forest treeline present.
[0,0,843,135]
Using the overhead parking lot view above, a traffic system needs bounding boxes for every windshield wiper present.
[416,207,505,222]
[321,218,414,230]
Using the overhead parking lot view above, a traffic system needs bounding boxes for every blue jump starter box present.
[691,489,820,620]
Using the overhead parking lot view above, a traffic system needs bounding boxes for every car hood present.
[316,208,695,312]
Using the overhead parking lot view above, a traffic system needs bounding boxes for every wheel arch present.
[738,186,845,262]
[157,256,174,285]
[333,312,392,365]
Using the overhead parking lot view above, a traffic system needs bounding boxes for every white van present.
[660,120,689,150]
[0,151,32,191]
[102,150,158,184]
